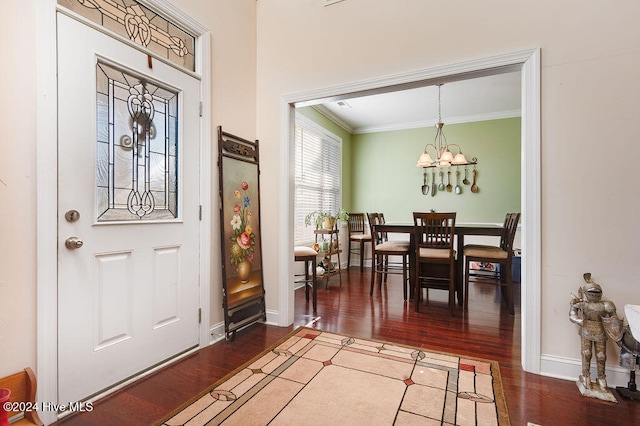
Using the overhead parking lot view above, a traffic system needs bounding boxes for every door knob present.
[65,237,83,250]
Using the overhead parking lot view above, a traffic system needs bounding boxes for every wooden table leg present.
[409,233,416,299]
[456,235,464,306]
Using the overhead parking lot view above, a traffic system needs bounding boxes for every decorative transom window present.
[59,0,196,71]
[96,60,178,221]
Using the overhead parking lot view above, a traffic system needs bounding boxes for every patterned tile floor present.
[163,328,507,425]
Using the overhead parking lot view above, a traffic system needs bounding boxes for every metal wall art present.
[218,126,266,340]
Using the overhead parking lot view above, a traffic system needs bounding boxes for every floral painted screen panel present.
[58,0,195,72]
[96,60,178,221]
[217,127,266,339]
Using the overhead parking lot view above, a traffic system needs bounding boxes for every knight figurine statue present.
[569,273,622,402]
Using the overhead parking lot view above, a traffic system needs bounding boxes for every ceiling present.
[312,71,522,134]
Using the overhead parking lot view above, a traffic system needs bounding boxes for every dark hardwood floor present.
[53,266,639,425]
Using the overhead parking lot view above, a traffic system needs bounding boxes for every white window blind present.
[294,114,342,245]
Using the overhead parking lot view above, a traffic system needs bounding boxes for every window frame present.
[294,113,343,246]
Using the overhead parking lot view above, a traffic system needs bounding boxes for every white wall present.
[254,0,640,379]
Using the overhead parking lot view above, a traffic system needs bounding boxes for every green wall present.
[352,118,521,223]
[297,107,520,224]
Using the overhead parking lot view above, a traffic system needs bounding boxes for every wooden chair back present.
[0,367,44,425]
[347,213,367,236]
[500,212,520,257]
[366,212,386,245]
[413,212,456,251]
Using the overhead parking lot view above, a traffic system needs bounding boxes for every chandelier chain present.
[437,84,442,123]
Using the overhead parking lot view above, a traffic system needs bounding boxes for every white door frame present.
[278,49,541,374]
[35,1,211,423]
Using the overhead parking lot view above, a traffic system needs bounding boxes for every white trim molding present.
[313,104,522,135]
[520,48,542,374]
[280,48,542,375]
[35,2,59,425]
[540,354,630,389]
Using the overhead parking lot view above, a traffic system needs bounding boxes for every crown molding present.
[311,105,355,133]
[311,105,521,135]
[352,109,521,134]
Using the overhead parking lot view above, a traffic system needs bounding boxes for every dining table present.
[373,221,504,305]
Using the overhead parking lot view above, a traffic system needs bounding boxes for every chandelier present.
[416,84,477,169]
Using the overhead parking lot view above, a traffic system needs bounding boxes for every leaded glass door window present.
[59,0,196,71]
[96,60,179,221]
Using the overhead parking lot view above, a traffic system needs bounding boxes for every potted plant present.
[305,209,349,230]
[334,208,349,224]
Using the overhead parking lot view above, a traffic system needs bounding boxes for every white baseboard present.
[208,309,282,345]
[208,322,227,344]
[265,309,279,325]
[540,354,631,389]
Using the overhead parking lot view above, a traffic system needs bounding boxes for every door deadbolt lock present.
[65,237,83,250]
[65,210,80,223]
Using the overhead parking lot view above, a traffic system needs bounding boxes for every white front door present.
[57,14,201,403]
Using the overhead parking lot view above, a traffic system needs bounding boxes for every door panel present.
[57,13,200,403]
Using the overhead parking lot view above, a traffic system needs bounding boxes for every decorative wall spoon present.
[463,166,470,185]
[455,170,462,194]
[471,168,479,193]
[422,171,429,195]
[446,170,452,192]
[431,170,436,196]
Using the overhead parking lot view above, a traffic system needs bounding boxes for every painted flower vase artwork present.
[229,181,256,282]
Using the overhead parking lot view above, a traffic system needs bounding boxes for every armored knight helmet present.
[582,272,602,296]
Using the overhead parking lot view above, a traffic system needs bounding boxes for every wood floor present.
[53,266,639,425]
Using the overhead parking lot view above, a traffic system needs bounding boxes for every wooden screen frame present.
[217,126,266,340]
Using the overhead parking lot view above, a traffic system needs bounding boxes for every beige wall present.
[255,0,640,377]
[2,0,639,388]
[0,0,38,378]
[168,0,258,336]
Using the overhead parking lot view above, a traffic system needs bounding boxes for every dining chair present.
[294,246,321,312]
[463,212,520,315]
[413,212,457,315]
[367,212,411,300]
[347,213,372,272]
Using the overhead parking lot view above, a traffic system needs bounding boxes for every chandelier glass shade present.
[416,84,476,169]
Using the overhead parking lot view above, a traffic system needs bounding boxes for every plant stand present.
[315,225,342,287]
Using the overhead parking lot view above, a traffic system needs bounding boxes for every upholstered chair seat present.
[376,241,410,252]
[418,247,456,260]
[295,246,318,257]
[462,245,508,260]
